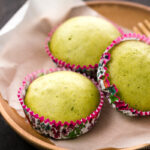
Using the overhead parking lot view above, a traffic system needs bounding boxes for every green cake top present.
[107,40,150,111]
[50,16,121,67]
[25,71,100,122]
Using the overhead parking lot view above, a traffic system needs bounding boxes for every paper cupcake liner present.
[18,68,104,139]
[45,20,124,80]
[97,33,150,116]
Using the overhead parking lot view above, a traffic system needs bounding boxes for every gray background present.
[0,0,149,150]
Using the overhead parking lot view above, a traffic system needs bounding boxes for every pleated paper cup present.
[97,33,150,116]
[18,68,104,139]
[45,21,123,80]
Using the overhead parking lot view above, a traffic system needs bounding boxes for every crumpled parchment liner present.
[1,0,150,150]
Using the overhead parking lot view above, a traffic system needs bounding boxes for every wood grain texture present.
[0,1,150,150]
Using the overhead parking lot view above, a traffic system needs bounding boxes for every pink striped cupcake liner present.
[18,68,104,139]
[45,20,124,80]
[97,33,150,116]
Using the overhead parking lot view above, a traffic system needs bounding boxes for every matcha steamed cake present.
[107,40,150,111]
[50,16,121,67]
[25,71,100,122]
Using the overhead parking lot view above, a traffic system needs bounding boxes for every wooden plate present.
[0,1,150,150]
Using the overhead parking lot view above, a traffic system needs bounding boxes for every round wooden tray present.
[0,1,150,150]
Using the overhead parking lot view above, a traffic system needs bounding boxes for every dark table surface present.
[0,0,150,150]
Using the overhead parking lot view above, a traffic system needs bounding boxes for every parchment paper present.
[0,0,150,149]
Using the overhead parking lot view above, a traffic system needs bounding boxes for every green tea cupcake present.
[97,33,150,116]
[25,71,99,123]
[46,16,122,77]
[18,68,104,139]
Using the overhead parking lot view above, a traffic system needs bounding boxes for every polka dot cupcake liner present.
[97,33,150,116]
[45,20,124,80]
[18,68,104,139]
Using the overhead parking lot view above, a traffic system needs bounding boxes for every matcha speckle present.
[71,107,74,111]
